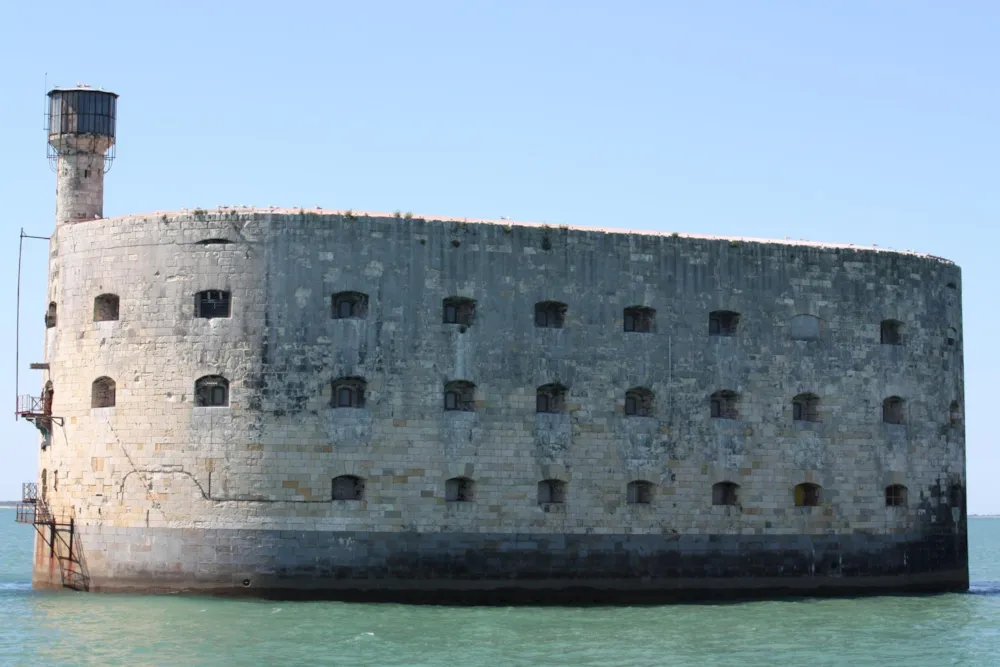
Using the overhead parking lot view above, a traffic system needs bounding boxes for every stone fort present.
[20,87,967,601]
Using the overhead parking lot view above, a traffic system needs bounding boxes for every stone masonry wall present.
[34,209,966,595]
[52,139,110,224]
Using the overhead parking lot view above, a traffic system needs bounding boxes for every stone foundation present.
[33,526,968,603]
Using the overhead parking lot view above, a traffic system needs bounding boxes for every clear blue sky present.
[1,1,997,511]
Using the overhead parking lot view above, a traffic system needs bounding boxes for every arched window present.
[627,480,653,504]
[885,484,908,507]
[536,384,567,414]
[45,302,57,328]
[792,393,820,422]
[93,294,120,322]
[443,297,476,326]
[883,396,904,424]
[535,301,567,328]
[444,380,475,412]
[332,377,366,408]
[949,400,962,425]
[623,306,655,333]
[332,291,368,319]
[332,475,365,501]
[712,481,740,506]
[790,314,821,341]
[880,319,903,345]
[710,390,739,420]
[195,290,231,319]
[446,477,475,502]
[537,479,566,504]
[794,483,821,507]
[624,387,654,417]
[195,375,229,407]
[709,310,740,336]
[91,377,116,408]
[946,327,958,347]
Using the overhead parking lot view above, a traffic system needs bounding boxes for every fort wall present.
[33,208,967,600]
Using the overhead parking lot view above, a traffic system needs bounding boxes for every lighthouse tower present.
[46,86,118,224]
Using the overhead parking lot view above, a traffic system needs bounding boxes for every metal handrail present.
[16,394,43,415]
[22,482,37,503]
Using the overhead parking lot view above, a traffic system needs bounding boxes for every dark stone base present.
[34,526,969,603]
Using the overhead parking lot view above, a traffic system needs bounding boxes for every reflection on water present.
[2,511,1000,666]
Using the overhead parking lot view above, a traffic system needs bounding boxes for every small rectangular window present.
[196,290,231,319]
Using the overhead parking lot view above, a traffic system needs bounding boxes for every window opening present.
[794,483,821,507]
[949,400,962,425]
[444,381,475,412]
[535,301,567,329]
[91,377,116,408]
[710,390,739,419]
[332,377,366,408]
[536,384,567,413]
[885,484,908,507]
[93,294,120,322]
[624,387,653,417]
[446,477,475,502]
[623,306,655,333]
[195,376,229,407]
[792,393,820,422]
[195,290,231,319]
[709,311,740,336]
[712,482,739,506]
[332,291,368,319]
[45,302,57,328]
[443,297,476,326]
[880,319,903,345]
[332,475,364,500]
[537,479,566,504]
[882,396,904,424]
[627,480,653,504]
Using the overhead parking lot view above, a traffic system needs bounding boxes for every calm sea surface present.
[1,511,999,666]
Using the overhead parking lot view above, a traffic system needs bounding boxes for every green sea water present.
[1,511,998,666]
